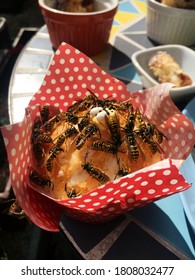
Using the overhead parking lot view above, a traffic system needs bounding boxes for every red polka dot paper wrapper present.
[1,43,195,232]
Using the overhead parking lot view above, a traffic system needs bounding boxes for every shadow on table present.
[184,212,195,249]
[131,202,195,260]
[59,202,195,260]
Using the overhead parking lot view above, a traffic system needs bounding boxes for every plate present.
[131,45,195,102]
[179,97,195,233]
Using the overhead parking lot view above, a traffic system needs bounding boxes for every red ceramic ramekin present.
[38,0,118,56]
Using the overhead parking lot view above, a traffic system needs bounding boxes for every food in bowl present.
[56,0,94,12]
[161,0,195,9]
[148,51,192,87]
[29,93,166,200]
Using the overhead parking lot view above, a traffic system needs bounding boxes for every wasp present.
[78,112,90,132]
[31,117,43,143]
[135,107,167,145]
[60,112,78,124]
[65,185,84,198]
[76,124,99,150]
[33,142,45,163]
[84,124,99,137]
[82,161,110,185]
[85,89,102,107]
[67,93,97,114]
[46,147,63,172]
[117,167,129,177]
[115,100,132,112]
[65,184,77,198]
[136,128,164,155]
[34,132,53,144]
[42,115,60,131]
[147,139,159,154]
[91,140,118,154]
[134,109,165,154]
[135,107,154,138]
[114,155,131,179]
[67,189,77,198]
[75,96,95,113]
[64,126,78,138]
[40,105,50,124]
[103,99,131,112]
[135,107,159,139]
[54,134,66,148]
[53,126,78,147]
[126,105,136,132]
[125,132,140,161]
[8,200,26,218]
[114,166,131,180]
[140,137,164,155]
[67,99,84,113]
[135,107,147,128]
[76,133,87,150]
[80,90,102,112]
[100,99,117,109]
[105,108,122,147]
[148,139,164,154]
[146,123,167,144]
[124,117,145,161]
[29,167,54,190]
[154,128,167,144]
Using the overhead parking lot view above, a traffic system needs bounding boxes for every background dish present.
[146,0,195,46]
[38,0,118,56]
[131,45,195,102]
[180,97,195,233]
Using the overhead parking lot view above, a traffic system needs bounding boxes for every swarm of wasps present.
[29,90,166,199]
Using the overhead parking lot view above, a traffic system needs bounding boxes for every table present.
[8,0,195,259]
[7,0,151,124]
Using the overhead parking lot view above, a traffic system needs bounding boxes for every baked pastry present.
[161,0,195,9]
[56,0,94,12]
[148,51,192,87]
[29,94,166,200]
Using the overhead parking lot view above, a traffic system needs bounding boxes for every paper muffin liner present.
[1,43,195,231]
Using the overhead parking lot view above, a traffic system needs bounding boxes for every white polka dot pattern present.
[29,43,131,110]
[1,43,195,230]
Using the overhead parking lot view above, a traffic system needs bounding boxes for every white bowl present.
[131,45,195,101]
[146,0,195,46]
